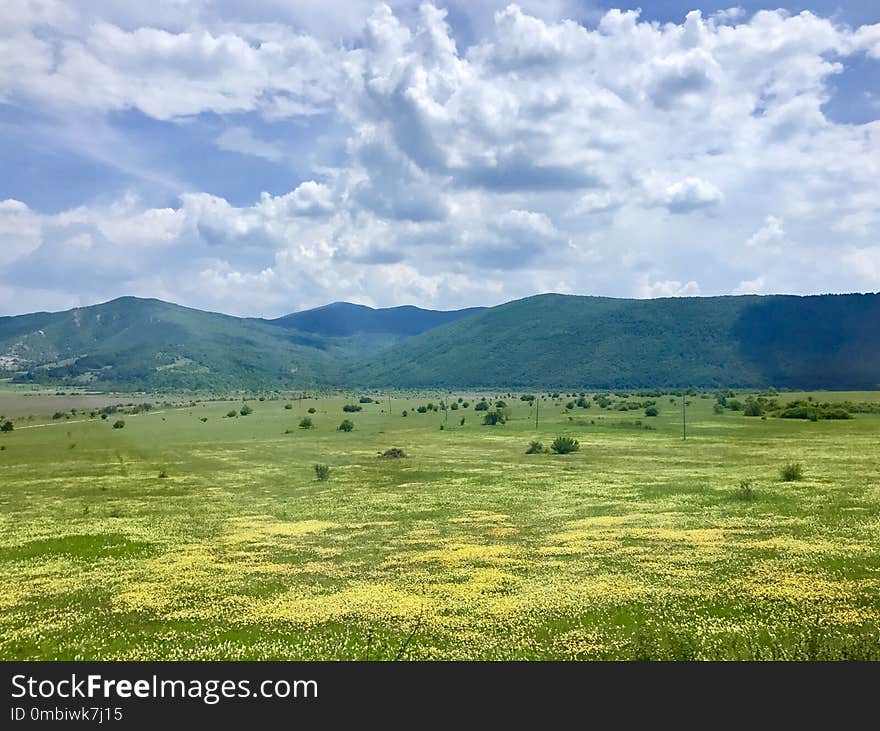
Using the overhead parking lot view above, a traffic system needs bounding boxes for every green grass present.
[0,391,879,660]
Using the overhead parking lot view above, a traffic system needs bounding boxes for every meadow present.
[0,389,878,660]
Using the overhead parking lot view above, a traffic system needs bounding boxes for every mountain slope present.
[347,293,880,389]
[269,301,485,338]
[0,297,339,390]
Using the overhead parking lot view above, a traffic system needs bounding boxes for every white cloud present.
[1,4,880,314]
[746,216,785,249]
[215,127,285,162]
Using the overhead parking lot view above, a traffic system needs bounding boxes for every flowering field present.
[1,391,878,660]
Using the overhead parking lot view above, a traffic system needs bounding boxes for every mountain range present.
[1,293,878,391]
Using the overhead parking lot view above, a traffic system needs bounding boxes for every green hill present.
[0,297,339,391]
[2,292,879,391]
[269,301,484,338]
[347,293,880,390]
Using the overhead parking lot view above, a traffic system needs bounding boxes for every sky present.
[1,1,878,317]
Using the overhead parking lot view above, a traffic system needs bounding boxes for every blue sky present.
[1,1,878,316]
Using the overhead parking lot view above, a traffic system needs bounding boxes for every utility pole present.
[682,392,687,441]
[535,397,539,429]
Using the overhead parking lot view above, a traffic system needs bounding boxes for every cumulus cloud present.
[1,3,879,315]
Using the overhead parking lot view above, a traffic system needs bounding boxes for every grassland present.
[0,390,878,660]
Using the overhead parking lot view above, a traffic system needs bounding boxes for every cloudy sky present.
[1,1,878,317]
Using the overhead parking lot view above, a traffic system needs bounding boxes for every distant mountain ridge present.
[1,292,879,391]
[268,301,485,337]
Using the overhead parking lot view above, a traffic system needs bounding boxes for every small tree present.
[525,440,544,454]
[314,464,330,481]
[482,411,505,426]
[240,405,253,416]
[307,407,316,414]
[551,436,579,454]
[284,403,293,410]
[0,420,13,432]
[644,406,659,417]
[226,410,238,418]
[780,462,803,481]
[343,404,362,413]
[112,420,125,429]
[299,417,314,429]
[338,419,355,432]
[474,401,489,411]
[744,400,763,417]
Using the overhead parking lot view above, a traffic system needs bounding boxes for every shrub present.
[744,400,763,417]
[780,462,803,482]
[359,396,374,403]
[462,401,469,408]
[240,405,253,416]
[459,417,465,426]
[474,401,489,411]
[342,404,362,413]
[226,410,238,418]
[52,411,65,420]
[299,417,314,429]
[551,436,579,454]
[525,440,544,454]
[338,419,355,432]
[314,464,330,481]
[200,417,208,422]
[482,411,505,426]
[307,407,316,414]
[565,401,575,410]
[284,403,293,410]
[416,406,428,413]
[158,470,168,479]
[402,410,408,417]
[380,448,407,459]
[0,420,13,432]
[735,479,755,501]
[644,406,659,417]
[450,402,459,410]
[112,420,125,429]
[495,400,507,408]
[576,396,589,408]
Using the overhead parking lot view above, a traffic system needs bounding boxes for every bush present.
[644,406,659,417]
[112,420,125,429]
[284,403,293,410]
[1,420,13,432]
[380,448,407,459]
[314,464,330,481]
[416,406,428,413]
[52,411,65,420]
[565,401,575,410]
[462,401,469,408]
[474,401,489,411]
[735,479,755,501]
[780,462,803,482]
[744,400,763,417]
[338,419,355,432]
[450,402,459,410]
[482,411,505,426]
[551,436,579,454]
[158,470,169,479]
[342,404,362,413]
[359,396,374,403]
[226,410,238,418]
[307,407,316,414]
[402,410,408,417]
[525,440,544,454]
[299,417,314,429]
[459,417,465,426]
[200,417,208,422]
[495,400,507,408]
[240,405,253,416]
